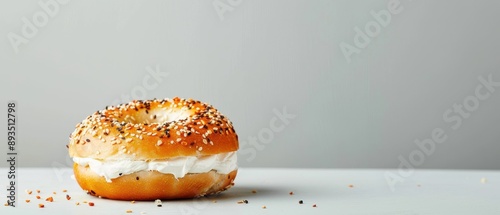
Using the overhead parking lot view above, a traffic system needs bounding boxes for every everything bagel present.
[68,97,239,200]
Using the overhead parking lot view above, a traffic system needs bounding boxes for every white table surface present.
[1,168,499,214]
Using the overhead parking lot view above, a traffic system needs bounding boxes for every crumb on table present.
[481,178,488,184]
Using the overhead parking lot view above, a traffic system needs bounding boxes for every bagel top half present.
[68,97,239,160]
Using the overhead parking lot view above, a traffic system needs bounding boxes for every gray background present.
[1,0,499,169]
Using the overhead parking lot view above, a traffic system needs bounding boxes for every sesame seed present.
[237,200,248,204]
[155,199,162,207]
[157,140,163,146]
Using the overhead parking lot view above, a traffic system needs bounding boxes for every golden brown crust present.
[68,97,239,159]
[73,164,237,200]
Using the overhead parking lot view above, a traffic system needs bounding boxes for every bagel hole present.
[123,108,191,125]
[155,109,191,124]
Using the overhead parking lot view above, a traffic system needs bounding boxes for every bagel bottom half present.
[73,163,237,200]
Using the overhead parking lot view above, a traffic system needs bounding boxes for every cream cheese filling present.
[73,152,237,182]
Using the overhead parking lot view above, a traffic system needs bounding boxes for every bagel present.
[68,97,239,200]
